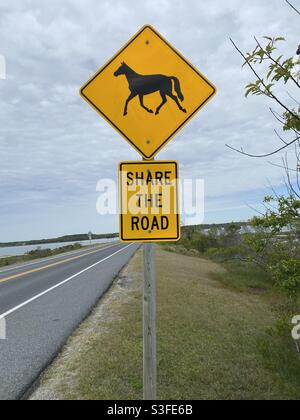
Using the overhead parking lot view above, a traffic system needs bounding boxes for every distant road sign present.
[80,25,216,160]
[119,161,180,242]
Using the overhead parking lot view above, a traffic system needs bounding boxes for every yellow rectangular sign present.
[119,161,180,242]
[80,25,216,160]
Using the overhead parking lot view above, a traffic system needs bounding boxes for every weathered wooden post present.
[143,242,157,400]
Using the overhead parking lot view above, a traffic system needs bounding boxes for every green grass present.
[210,261,273,293]
[162,242,274,293]
[32,248,300,400]
[155,251,300,400]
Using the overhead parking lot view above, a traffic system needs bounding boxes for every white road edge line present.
[0,243,119,274]
[0,243,134,320]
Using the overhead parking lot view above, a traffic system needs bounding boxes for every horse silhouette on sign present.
[114,62,187,116]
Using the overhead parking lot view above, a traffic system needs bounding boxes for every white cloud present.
[0,0,299,240]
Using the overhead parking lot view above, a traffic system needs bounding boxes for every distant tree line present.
[0,232,119,248]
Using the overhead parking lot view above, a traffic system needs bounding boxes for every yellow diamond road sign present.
[80,25,216,160]
[119,161,180,242]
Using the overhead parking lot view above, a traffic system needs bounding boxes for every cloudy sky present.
[0,0,299,242]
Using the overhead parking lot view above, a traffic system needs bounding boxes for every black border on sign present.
[80,25,217,160]
[119,161,180,242]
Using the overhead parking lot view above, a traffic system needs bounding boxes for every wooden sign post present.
[80,24,217,401]
[143,242,157,400]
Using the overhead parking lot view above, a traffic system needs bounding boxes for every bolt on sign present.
[119,161,180,242]
[80,25,216,160]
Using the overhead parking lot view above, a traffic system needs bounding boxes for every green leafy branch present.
[227,0,300,159]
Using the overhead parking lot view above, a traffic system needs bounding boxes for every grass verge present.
[0,243,111,268]
[31,248,300,400]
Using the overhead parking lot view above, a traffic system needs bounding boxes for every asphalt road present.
[0,242,139,400]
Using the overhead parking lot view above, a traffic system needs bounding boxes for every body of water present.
[0,238,119,257]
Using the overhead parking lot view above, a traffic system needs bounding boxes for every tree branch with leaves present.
[226,1,300,334]
[228,0,300,160]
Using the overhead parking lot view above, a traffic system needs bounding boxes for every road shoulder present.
[30,248,143,400]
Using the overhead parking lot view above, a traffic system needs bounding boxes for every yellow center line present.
[0,244,119,285]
